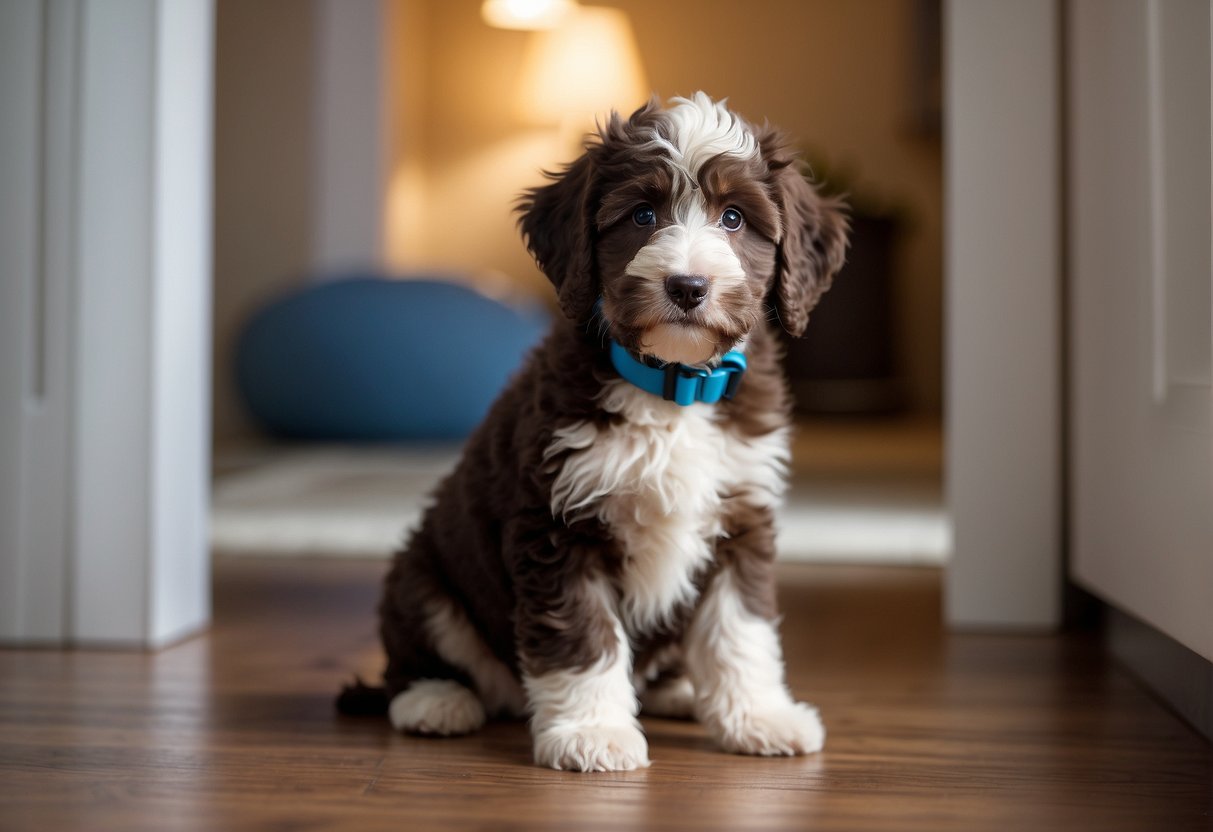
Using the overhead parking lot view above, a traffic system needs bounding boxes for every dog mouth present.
[638,321,734,365]
[601,286,753,365]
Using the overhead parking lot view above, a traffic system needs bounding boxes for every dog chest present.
[545,382,788,635]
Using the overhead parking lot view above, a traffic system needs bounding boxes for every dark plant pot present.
[781,213,903,415]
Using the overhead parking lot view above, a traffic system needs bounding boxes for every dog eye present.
[721,207,744,231]
[632,203,656,227]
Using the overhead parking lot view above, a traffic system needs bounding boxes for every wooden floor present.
[1,558,1209,832]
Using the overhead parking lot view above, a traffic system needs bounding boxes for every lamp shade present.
[515,6,649,128]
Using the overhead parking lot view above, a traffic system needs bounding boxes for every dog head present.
[518,92,848,365]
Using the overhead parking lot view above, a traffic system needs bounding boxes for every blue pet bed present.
[236,277,550,441]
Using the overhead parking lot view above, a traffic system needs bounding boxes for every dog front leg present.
[518,579,649,772]
[686,523,825,756]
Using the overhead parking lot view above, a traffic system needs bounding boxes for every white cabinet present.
[1069,0,1213,661]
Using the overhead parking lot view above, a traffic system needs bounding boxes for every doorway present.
[208,0,948,573]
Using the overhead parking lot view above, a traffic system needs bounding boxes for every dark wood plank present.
[0,558,1208,831]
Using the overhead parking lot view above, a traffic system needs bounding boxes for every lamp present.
[514,6,649,133]
[481,0,577,31]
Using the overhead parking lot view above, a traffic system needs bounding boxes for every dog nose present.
[665,274,709,311]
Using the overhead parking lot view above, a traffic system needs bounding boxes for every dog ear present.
[760,130,849,337]
[517,151,599,324]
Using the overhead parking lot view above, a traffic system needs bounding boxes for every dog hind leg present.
[638,672,696,719]
[379,540,488,736]
[388,678,486,736]
[634,648,696,719]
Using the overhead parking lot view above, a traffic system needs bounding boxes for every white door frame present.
[944,0,1064,630]
[0,0,213,647]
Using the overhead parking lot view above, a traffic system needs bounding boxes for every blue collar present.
[608,339,746,406]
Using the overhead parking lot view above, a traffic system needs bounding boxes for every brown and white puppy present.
[345,93,848,772]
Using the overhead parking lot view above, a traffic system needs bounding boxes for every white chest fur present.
[545,381,789,636]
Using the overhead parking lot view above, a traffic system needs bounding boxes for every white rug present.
[211,445,949,565]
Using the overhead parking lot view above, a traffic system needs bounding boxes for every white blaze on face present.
[628,202,747,284]
[626,93,762,365]
[663,92,759,181]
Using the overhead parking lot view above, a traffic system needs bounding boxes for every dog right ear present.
[518,151,599,324]
[758,128,849,338]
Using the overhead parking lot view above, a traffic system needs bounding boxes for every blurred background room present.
[208,0,949,568]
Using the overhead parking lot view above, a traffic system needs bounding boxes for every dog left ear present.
[760,130,849,337]
[517,152,599,324]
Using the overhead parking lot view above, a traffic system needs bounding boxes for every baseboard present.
[1104,604,1213,741]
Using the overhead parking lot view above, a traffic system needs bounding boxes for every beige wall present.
[385,0,563,299]
[388,0,943,413]
[212,0,319,442]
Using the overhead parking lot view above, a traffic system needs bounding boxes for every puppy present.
[341,92,848,772]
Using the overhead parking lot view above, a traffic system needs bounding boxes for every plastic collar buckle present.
[609,339,747,406]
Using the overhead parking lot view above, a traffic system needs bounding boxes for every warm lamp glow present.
[515,6,649,130]
[482,0,576,30]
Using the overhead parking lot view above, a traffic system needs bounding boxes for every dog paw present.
[639,676,696,719]
[533,723,651,772]
[389,679,486,736]
[711,701,825,756]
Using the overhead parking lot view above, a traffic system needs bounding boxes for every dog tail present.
[335,676,389,716]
